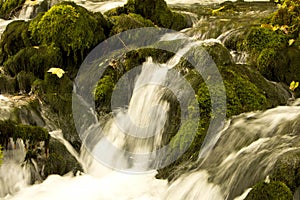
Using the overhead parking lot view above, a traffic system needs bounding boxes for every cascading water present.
[2,31,300,199]
[166,105,300,199]
[1,1,298,200]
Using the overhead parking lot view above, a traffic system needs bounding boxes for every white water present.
[0,0,298,199]
[4,97,300,199]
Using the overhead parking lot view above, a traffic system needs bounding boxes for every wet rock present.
[245,181,293,200]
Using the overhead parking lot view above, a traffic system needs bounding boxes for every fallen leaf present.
[47,68,65,78]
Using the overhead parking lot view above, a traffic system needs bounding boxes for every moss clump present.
[270,151,300,192]
[0,120,49,150]
[0,74,17,94]
[106,0,190,30]
[44,140,82,177]
[4,45,62,78]
[109,13,154,35]
[32,72,73,116]
[94,75,116,113]
[29,2,106,62]
[0,20,31,64]
[244,28,300,84]
[244,181,293,200]
[201,42,233,66]
[158,66,268,180]
[244,27,287,54]
[256,48,287,82]
[16,71,36,93]
[0,0,25,19]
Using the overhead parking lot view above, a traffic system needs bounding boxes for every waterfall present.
[0,139,30,198]
[166,105,300,200]
[1,1,299,200]
[6,101,300,199]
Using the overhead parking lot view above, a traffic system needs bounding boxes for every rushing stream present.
[0,0,298,200]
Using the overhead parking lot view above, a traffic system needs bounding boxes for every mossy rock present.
[156,44,290,179]
[269,150,300,192]
[107,0,190,31]
[0,120,49,150]
[255,46,300,85]
[94,47,174,113]
[244,181,293,200]
[0,20,31,64]
[0,0,25,19]
[32,72,72,116]
[0,74,17,94]
[44,139,82,177]
[16,71,36,93]
[109,13,154,36]
[4,45,62,78]
[12,99,45,126]
[223,28,248,51]
[201,41,233,66]
[93,11,113,37]
[31,73,79,143]
[104,6,126,17]
[243,27,287,54]
[232,64,290,108]
[29,2,107,63]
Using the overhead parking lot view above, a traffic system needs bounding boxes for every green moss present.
[94,75,116,112]
[270,0,300,37]
[4,45,62,78]
[14,123,49,149]
[32,72,73,116]
[244,27,287,54]
[16,71,36,93]
[245,181,293,200]
[270,151,300,192]
[0,120,49,150]
[0,20,31,64]
[104,6,125,17]
[93,11,113,37]
[44,140,82,177]
[0,0,25,19]
[109,13,154,36]
[0,74,17,94]
[251,45,300,85]
[157,63,270,180]
[29,2,106,62]
[121,0,189,30]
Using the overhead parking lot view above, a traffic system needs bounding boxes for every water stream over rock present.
[0,0,298,200]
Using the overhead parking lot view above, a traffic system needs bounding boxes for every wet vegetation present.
[1,0,300,198]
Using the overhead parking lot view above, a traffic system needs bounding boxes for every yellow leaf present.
[289,39,295,46]
[272,25,280,31]
[47,68,65,78]
[290,81,299,91]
